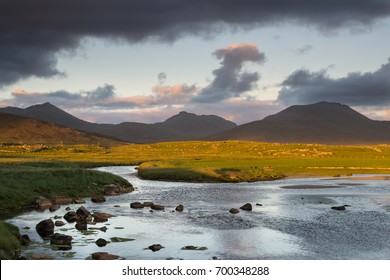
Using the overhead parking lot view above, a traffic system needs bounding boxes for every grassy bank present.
[0,221,21,259]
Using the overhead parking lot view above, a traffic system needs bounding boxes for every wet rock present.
[51,233,72,250]
[51,196,73,205]
[33,196,52,208]
[229,208,239,214]
[331,205,346,211]
[104,183,134,196]
[130,202,144,209]
[91,252,119,260]
[175,204,184,212]
[63,211,80,223]
[256,203,263,206]
[20,234,31,246]
[74,198,85,204]
[91,195,106,203]
[36,219,54,237]
[65,207,72,211]
[240,203,252,211]
[76,206,91,220]
[148,244,164,252]
[75,220,88,231]
[92,212,113,223]
[95,238,108,247]
[151,204,165,211]
[49,205,60,212]
[55,221,65,227]
[143,202,154,207]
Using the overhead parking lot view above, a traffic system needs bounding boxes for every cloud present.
[277,58,390,106]
[1,0,390,86]
[295,44,313,55]
[193,43,265,102]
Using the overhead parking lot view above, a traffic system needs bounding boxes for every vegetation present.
[0,221,21,259]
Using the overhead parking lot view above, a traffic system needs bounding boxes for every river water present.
[7,166,390,260]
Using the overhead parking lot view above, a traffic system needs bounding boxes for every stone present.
[229,208,239,214]
[20,234,31,246]
[91,195,106,203]
[255,203,263,206]
[92,212,113,223]
[91,252,119,260]
[65,207,72,211]
[51,196,73,205]
[36,219,54,237]
[148,244,164,252]
[95,238,108,247]
[175,204,184,212]
[75,220,88,230]
[55,220,65,227]
[331,205,346,211]
[49,205,60,212]
[63,211,80,223]
[104,183,134,196]
[151,204,165,211]
[26,253,53,260]
[143,202,154,207]
[240,203,252,211]
[130,202,144,209]
[74,198,86,204]
[76,206,91,219]
[50,233,72,250]
[33,196,52,208]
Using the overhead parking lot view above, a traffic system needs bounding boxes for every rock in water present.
[91,252,119,260]
[130,202,144,209]
[36,219,54,237]
[91,195,106,203]
[151,204,165,211]
[175,204,184,212]
[148,244,164,252]
[331,205,346,211]
[95,238,108,247]
[50,233,72,250]
[240,203,252,211]
[229,208,239,214]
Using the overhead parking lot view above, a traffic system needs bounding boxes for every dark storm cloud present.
[277,58,390,106]
[1,0,390,87]
[193,43,265,102]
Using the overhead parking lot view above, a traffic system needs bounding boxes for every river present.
[7,166,390,260]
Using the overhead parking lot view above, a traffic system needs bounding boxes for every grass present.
[0,221,21,259]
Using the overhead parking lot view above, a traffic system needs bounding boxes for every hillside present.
[0,113,123,145]
[209,102,390,145]
[0,104,237,143]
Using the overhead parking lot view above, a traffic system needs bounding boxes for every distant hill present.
[209,102,390,145]
[0,113,124,145]
[0,103,237,143]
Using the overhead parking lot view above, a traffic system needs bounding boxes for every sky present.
[1,0,390,124]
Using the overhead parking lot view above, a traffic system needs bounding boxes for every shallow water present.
[7,166,390,260]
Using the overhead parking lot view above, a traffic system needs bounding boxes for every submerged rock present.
[148,244,164,252]
[331,205,346,211]
[229,208,239,214]
[36,219,54,237]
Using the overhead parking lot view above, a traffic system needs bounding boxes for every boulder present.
[130,202,144,209]
[76,206,91,220]
[229,208,239,214]
[33,196,52,208]
[55,221,65,227]
[175,204,184,212]
[104,184,134,196]
[240,203,252,211]
[20,234,31,246]
[75,220,88,231]
[63,211,80,223]
[91,195,106,203]
[151,204,165,211]
[91,252,119,260]
[51,196,73,205]
[50,233,72,250]
[49,205,60,212]
[95,238,108,247]
[92,212,113,223]
[36,219,54,237]
[148,244,164,252]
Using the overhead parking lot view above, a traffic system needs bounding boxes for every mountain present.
[0,103,237,143]
[209,102,390,144]
[0,113,124,145]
